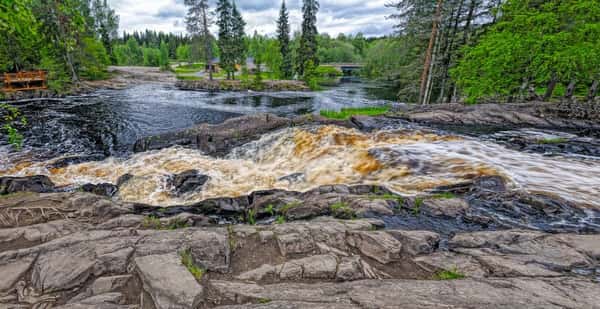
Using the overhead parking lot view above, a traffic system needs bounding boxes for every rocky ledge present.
[392,101,600,131]
[176,80,310,92]
[1,175,599,308]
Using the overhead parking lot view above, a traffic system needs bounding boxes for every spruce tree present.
[277,0,293,79]
[184,0,214,80]
[216,0,235,79]
[231,1,247,72]
[298,0,319,76]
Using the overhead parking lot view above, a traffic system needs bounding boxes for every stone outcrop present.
[0,188,599,308]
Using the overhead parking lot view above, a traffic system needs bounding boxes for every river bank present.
[176,79,310,92]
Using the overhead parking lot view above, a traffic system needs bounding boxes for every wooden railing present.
[2,71,48,92]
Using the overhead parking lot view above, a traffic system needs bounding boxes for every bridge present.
[2,71,48,92]
[324,63,364,76]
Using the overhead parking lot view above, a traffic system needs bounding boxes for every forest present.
[1,0,599,103]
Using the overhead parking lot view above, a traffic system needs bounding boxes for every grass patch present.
[275,215,286,224]
[319,106,390,120]
[227,225,237,250]
[369,193,404,204]
[412,197,424,216]
[258,298,272,304]
[434,268,465,280]
[141,216,162,229]
[265,204,275,216]
[330,201,356,219]
[279,201,301,214]
[431,192,457,199]
[176,75,203,81]
[180,249,205,281]
[537,137,568,144]
[246,209,257,225]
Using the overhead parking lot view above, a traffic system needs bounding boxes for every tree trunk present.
[424,31,441,105]
[439,0,465,103]
[462,0,477,45]
[419,0,444,104]
[588,80,598,102]
[543,74,557,101]
[565,80,577,99]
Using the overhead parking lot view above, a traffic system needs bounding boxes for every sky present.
[107,0,396,38]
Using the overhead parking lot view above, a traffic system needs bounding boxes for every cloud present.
[107,0,395,37]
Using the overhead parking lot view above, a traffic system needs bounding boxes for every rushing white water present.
[2,125,599,208]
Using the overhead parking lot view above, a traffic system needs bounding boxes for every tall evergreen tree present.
[184,0,214,80]
[297,0,319,76]
[216,0,235,79]
[277,0,292,79]
[231,1,246,70]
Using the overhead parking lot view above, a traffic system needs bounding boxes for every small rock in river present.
[168,170,210,195]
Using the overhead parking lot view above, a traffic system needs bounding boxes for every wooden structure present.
[2,71,48,92]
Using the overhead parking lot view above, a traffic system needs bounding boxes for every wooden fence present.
[2,71,48,92]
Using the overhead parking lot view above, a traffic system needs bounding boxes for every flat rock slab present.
[135,253,203,309]
[211,277,600,308]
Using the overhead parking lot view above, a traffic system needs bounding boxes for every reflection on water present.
[4,125,600,209]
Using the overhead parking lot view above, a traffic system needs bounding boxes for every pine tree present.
[277,0,292,79]
[216,0,235,79]
[184,0,214,80]
[231,1,246,72]
[297,0,319,76]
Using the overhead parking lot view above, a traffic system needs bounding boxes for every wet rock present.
[135,253,203,309]
[347,231,402,264]
[48,154,106,169]
[395,102,600,131]
[0,176,55,195]
[421,198,470,218]
[168,170,210,195]
[277,173,306,184]
[133,114,293,156]
[80,183,118,197]
[115,174,134,187]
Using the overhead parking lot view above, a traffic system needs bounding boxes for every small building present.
[205,58,221,73]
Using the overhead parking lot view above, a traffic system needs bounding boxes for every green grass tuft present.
[330,201,356,219]
[141,216,162,229]
[275,215,286,224]
[412,197,424,216]
[431,192,457,199]
[258,298,272,304]
[279,201,301,214]
[319,106,390,120]
[434,268,465,280]
[246,209,257,225]
[180,249,205,281]
[537,137,568,144]
[176,74,203,81]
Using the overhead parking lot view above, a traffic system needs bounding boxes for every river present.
[1,82,599,213]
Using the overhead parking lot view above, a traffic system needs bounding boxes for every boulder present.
[168,170,210,195]
[0,176,55,195]
[347,231,403,264]
[135,253,203,309]
[388,230,440,255]
[80,183,119,197]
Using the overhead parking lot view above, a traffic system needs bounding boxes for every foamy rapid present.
[1,125,599,208]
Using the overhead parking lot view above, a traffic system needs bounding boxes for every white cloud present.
[107,0,395,37]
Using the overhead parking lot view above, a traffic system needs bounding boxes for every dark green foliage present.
[452,0,600,103]
[297,0,319,76]
[277,1,293,79]
[231,1,246,66]
[216,0,236,79]
[0,103,27,149]
[159,41,170,70]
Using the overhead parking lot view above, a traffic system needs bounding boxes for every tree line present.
[372,0,599,104]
